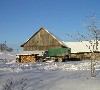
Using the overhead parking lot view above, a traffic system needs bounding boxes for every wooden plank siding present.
[71,52,100,60]
[21,28,67,51]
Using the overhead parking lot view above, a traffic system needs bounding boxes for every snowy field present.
[0,52,100,90]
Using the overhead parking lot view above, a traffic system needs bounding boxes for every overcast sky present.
[0,0,100,50]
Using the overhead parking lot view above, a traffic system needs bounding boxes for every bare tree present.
[83,12,100,77]
[83,12,100,52]
[67,12,100,77]
[0,43,13,52]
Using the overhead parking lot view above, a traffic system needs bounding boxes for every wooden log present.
[20,55,36,63]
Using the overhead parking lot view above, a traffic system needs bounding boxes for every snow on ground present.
[0,52,100,90]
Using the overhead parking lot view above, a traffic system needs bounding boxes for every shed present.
[16,51,45,63]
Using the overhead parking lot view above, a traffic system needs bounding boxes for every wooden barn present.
[21,27,67,51]
[16,27,69,63]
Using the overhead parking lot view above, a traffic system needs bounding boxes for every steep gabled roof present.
[21,27,68,47]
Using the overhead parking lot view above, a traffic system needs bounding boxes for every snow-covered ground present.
[0,52,100,90]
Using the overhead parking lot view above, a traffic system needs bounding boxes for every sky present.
[0,0,100,51]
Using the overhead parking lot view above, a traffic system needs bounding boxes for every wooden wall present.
[71,52,100,60]
[22,28,63,51]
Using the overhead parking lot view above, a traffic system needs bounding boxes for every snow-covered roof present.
[16,51,45,56]
[63,41,100,53]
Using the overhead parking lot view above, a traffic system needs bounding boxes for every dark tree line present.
[0,43,13,52]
